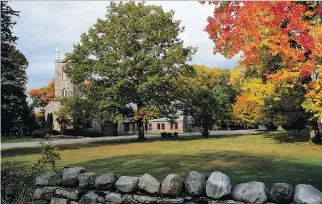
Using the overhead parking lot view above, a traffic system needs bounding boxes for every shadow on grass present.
[263,131,312,143]
[72,151,322,191]
[1,134,246,158]
[1,138,154,158]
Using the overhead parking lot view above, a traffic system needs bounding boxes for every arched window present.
[61,88,67,97]
[162,123,165,130]
[157,123,160,130]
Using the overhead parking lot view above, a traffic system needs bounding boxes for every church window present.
[157,123,160,130]
[61,88,67,97]
[162,123,165,130]
[144,123,148,130]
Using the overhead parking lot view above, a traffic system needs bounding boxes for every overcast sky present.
[11,1,240,91]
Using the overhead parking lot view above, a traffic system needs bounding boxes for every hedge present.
[31,128,59,138]
[64,128,101,137]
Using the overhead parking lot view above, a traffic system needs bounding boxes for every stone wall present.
[32,167,322,204]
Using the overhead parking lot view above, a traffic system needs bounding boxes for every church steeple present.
[56,44,60,60]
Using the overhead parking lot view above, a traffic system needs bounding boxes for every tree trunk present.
[137,119,145,141]
[309,119,321,144]
[202,126,209,138]
[60,123,63,135]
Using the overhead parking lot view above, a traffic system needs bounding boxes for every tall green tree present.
[181,65,235,137]
[1,2,29,136]
[65,2,196,140]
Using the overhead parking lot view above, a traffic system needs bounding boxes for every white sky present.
[11,1,240,91]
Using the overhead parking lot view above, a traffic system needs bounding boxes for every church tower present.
[54,44,77,98]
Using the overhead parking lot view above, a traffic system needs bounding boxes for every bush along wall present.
[32,167,322,204]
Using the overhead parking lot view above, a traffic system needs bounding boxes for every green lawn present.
[1,136,44,143]
[2,132,322,190]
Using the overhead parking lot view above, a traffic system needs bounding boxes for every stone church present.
[44,45,193,135]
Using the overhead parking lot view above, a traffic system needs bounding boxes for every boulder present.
[50,198,69,204]
[184,197,210,204]
[32,200,48,204]
[157,197,184,204]
[62,167,86,187]
[138,173,161,194]
[95,173,118,190]
[105,192,123,204]
[133,195,157,204]
[97,196,105,203]
[232,181,267,204]
[209,200,245,204]
[161,174,183,196]
[115,176,139,193]
[79,191,99,204]
[123,194,136,204]
[206,172,231,199]
[55,188,80,200]
[36,173,62,186]
[185,171,207,196]
[78,173,96,188]
[33,187,58,200]
[294,184,322,204]
[269,183,293,203]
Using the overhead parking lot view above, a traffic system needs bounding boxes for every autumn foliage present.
[205,1,322,119]
[29,79,55,108]
[233,92,264,127]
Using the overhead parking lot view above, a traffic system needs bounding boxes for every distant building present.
[44,45,193,135]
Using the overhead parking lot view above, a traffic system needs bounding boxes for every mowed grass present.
[1,136,44,143]
[2,132,322,190]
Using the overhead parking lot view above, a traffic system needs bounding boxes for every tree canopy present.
[1,1,30,136]
[29,79,55,109]
[204,1,322,143]
[64,2,196,140]
[181,65,235,137]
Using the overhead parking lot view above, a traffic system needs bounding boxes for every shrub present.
[31,128,60,138]
[166,133,173,138]
[37,140,61,171]
[161,132,175,139]
[65,128,101,137]
[48,129,60,135]
[1,138,62,204]
[101,122,118,136]
[1,162,43,204]
[31,128,50,138]
[161,132,167,138]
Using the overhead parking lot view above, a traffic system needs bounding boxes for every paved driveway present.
[1,129,258,149]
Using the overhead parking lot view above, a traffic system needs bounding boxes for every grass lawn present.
[1,136,44,143]
[2,132,322,190]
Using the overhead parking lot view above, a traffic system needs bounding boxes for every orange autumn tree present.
[204,1,322,143]
[29,79,55,109]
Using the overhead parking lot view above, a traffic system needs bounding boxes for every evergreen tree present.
[1,1,29,136]
[46,113,54,130]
